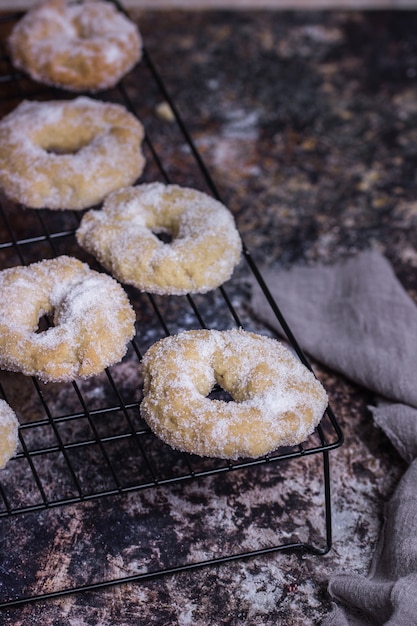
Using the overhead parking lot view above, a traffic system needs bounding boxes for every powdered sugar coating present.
[8,0,142,92]
[0,400,19,470]
[76,183,242,295]
[0,256,136,383]
[0,97,145,210]
[140,329,328,459]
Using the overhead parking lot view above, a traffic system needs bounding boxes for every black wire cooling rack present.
[0,6,343,609]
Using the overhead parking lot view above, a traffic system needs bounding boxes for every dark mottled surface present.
[0,7,416,625]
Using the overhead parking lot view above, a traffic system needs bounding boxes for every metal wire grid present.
[0,8,343,608]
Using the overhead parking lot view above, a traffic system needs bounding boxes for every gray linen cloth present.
[250,249,417,625]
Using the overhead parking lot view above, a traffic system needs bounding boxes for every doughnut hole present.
[36,312,53,333]
[207,386,233,402]
[153,229,173,245]
[71,15,92,38]
[32,125,98,155]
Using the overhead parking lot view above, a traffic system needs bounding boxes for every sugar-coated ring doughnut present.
[0,256,136,383]
[0,97,145,210]
[0,400,19,470]
[140,328,328,459]
[8,0,142,92]
[76,182,242,295]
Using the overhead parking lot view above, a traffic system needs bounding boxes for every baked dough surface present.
[8,0,142,92]
[76,182,242,295]
[0,256,136,383]
[140,328,328,459]
[0,97,145,210]
[0,400,19,470]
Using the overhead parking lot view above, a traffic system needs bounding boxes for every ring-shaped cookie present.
[0,97,145,210]
[140,328,328,459]
[0,256,136,383]
[76,182,242,295]
[0,400,19,470]
[8,0,142,92]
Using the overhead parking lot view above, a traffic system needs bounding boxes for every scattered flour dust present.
[240,563,288,617]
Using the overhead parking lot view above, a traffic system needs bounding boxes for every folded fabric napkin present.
[250,249,417,408]
[250,249,417,625]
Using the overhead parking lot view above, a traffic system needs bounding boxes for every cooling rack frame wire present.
[0,7,343,609]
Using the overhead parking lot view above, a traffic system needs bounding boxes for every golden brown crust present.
[0,256,136,383]
[140,329,328,459]
[76,183,242,295]
[0,97,145,210]
[0,400,19,470]
[8,0,142,92]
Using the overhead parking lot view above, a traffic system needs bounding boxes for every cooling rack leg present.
[323,449,333,554]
